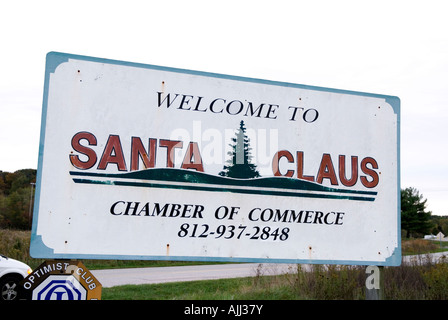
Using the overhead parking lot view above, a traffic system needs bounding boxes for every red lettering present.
[181,142,204,172]
[272,150,379,189]
[360,157,379,188]
[316,153,338,185]
[297,151,315,182]
[339,155,358,187]
[272,150,294,177]
[131,137,157,171]
[98,135,127,171]
[70,132,97,170]
[159,139,183,167]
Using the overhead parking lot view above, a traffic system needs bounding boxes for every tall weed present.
[294,264,365,299]
[422,260,448,299]
[0,229,32,263]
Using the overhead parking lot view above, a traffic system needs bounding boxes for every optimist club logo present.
[33,275,86,300]
[21,260,102,300]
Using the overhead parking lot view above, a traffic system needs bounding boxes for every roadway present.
[91,263,300,288]
[91,251,448,288]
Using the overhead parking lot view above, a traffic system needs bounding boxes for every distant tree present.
[0,169,36,229]
[430,215,448,235]
[2,188,31,229]
[0,169,36,195]
[219,121,260,179]
[401,187,432,238]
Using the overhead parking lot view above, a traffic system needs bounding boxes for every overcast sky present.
[1,0,447,216]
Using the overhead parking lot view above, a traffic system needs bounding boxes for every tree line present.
[0,169,36,229]
[0,168,443,238]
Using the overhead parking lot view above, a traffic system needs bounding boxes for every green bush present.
[0,229,36,266]
[422,261,448,299]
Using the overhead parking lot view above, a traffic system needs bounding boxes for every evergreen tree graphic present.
[219,120,260,179]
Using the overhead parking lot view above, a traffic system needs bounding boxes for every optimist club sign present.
[31,52,400,266]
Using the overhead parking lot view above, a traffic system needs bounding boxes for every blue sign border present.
[31,51,401,266]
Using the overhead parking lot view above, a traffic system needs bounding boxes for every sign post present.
[31,52,400,267]
[365,265,384,300]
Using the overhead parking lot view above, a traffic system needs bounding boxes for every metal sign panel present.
[31,52,400,266]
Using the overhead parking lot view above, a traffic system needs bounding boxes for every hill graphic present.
[69,168,377,202]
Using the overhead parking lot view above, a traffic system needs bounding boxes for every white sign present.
[31,52,401,266]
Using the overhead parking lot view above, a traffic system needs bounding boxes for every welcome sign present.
[31,52,400,266]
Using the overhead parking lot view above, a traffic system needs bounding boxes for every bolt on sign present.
[21,260,101,300]
[31,52,400,266]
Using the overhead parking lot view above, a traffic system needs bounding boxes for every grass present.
[101,259,448,300]
[0,229,42,268]
[3,229,448,300]
[401,238,447,255]
[102,277,258,300]
[102,272,308,300]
